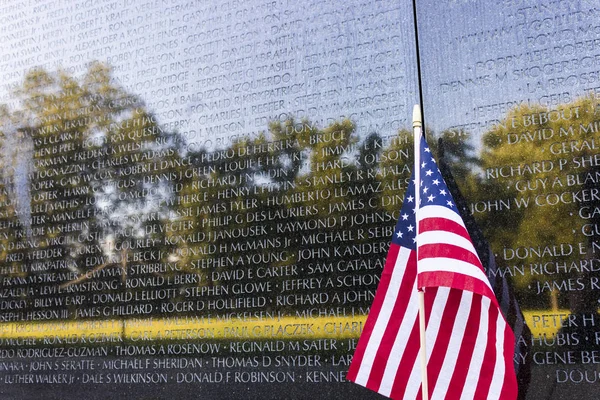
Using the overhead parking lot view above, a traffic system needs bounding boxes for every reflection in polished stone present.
[417,0,600,397]
[1,0,598,397]
[0,1,418,397]
[0,31,416,398]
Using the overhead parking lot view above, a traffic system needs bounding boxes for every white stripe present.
[419,230,480,257]
[379,278,420,396]
[403,353,423,400]
[354,247,412,386]
[407,287,452,399]
[419,205,466,228]
[425,287,451,359]
[419,258,493,291]
[430,292,473,400]
[487,312,507,400]
[460,297,490,400]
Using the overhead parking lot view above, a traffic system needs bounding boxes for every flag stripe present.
[418,260,496,301]
[473,303,499,400]
[419,242,482,269]
[351,246,414,386]
[349,136,517,400]
[347,244,400,382]
[429,291,473,400]
[420,217,471,242]
[401,330,424,400]
[445,293,482,400]
[419,204,466,227]
[376,266,419,394]
[388,310,421,399]
[459,297,490,400]
[418,228,480,258]
[425,288,459,396]
[400,288,442,400]
[502,323,519,399]
[488,310,506,400]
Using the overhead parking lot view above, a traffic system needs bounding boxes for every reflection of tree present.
[378,130,412,215]
[9,67,96,277]
[0,63,186,316]
[172,119,390,312]
[0,105,29,288]
[8,62,586,324]
[474,98,599,311]
[0,61,492,321]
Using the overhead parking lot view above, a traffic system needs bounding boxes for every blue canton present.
[391,136,458,250]
[392,168,416,249]
[418,137,458,214]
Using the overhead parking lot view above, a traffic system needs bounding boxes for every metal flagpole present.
[413,104,429,400]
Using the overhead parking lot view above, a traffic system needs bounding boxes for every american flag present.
[435,139,531,400]
[348,136,517,399]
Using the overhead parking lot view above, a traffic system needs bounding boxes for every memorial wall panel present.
[1,0,598,398]
[417,0,600,398]
[0,0,418,399]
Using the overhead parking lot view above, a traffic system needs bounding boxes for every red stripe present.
[348,244,401,381]
[501,320,519,399]
[419,271,499,308]
[389,286,439,400]
[418,243,483,270]
[446,292,482,400]
[425,288,462,395]
[389,312,421,399]
[419,217,470,241]
[349,196,518,399]
[365,250,417,391]
[473,300,498,400]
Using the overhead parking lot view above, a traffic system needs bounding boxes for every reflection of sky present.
[1,121,33,234]
[0,0,419,149]
[4,0,597,149]
[416,0,600,143]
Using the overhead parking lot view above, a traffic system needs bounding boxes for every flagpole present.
[413,104,429,400]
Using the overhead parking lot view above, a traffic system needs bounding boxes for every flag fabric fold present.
[436,139,531,400]
[347,136,517,399]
